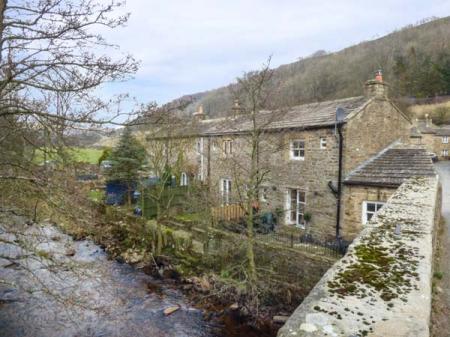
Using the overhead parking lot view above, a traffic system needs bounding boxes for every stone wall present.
[277,176,440,337]
[420,133,437,156]
[207,128,340,238]
[342,98,411,175]
[341,185,396,241]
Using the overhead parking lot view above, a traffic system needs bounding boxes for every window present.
[362,201,385,224]
[180,172,188,186]
[220,179,232,205]
[260,187,269,202]
[290,140,305,160]
[320,137,327,149]
[223,139,233,155]
[286,189,306,227]
[197,138,205,181]
[442,149,449,157]
[443,136,449,144]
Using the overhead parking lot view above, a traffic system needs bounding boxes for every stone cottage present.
[145,74,435,241]
[412,115,450,159]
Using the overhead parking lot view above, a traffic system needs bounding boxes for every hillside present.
[169,17,450,118]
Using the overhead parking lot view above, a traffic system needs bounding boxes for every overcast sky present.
[100,0,450,108]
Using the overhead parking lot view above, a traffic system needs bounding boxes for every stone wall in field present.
[278,176,440,337]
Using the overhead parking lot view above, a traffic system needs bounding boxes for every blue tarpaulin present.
[105,181,136,205]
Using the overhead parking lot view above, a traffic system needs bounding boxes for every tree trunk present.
[245,130,258,301]
[127,183,132,207]
[155,196,162,255]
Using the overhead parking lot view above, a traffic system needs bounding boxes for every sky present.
[99,0,450,110]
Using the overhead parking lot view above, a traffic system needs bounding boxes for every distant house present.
[146,73,435,241]
[412,115,450,159]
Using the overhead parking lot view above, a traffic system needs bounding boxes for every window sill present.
[289,157,305,161]
[285,221,305,229]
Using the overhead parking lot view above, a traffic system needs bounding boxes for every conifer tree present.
[107,127,146,205]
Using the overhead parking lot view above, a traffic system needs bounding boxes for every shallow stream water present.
[0,218,229,337]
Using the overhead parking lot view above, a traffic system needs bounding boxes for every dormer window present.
[290,140,305,160]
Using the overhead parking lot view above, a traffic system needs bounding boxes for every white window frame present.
[362,201,385,225]
[290,140,305,160]
[220,179,232,205]
[223,139,233,156]
[285,189,306,228]
[197,137,205,181]
[260,187,269,202]
[442,149,449,157]
[442,136,449,144]
[180,172,188,186]
[320,137,327,149]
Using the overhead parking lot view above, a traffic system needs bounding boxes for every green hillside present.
[174,17,450,118]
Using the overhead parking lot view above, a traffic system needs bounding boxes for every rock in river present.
[164,305,180,316]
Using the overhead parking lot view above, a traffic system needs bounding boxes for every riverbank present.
[29,202,282,336]
[0,214,280,337]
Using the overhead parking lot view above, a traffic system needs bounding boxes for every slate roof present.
[146,96,369,139]
[201,96,368,135]
[416,120,437,134]
[435,126,450,136]
[409,126,422,138]
[415,119,450,137]
[344,145,436,188]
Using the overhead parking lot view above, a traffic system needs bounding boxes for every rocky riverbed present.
[0,214,272,337]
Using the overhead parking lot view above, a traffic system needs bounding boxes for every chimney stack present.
[232,99,242,116]
[193,104,205,121]
[364,69,389,99]
[425,113,433,128]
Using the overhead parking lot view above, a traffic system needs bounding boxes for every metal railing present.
[256,231,348,257]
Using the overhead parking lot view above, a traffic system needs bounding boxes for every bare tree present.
[0,0,140,321]
[0,0,139,211]
[212,58,288,309]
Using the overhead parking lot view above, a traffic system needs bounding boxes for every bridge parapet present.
[278,176,440,337]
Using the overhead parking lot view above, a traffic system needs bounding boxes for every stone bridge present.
[278,176,440,337]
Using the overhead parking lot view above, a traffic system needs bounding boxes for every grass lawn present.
[88,189,105,203]
[35,147,103,165]
[173,212,203,223]
[69,147,103,164]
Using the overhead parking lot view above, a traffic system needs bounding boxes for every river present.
[0,214,248,337]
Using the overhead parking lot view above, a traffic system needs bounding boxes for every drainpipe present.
[336,123,344,240]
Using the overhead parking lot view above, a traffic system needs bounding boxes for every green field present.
[69,147,104,164]
[35,147,103,165]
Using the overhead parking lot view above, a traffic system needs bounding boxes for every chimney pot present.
[425,113,431,127]
[375,69,383,82]
[364,70,388,99]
